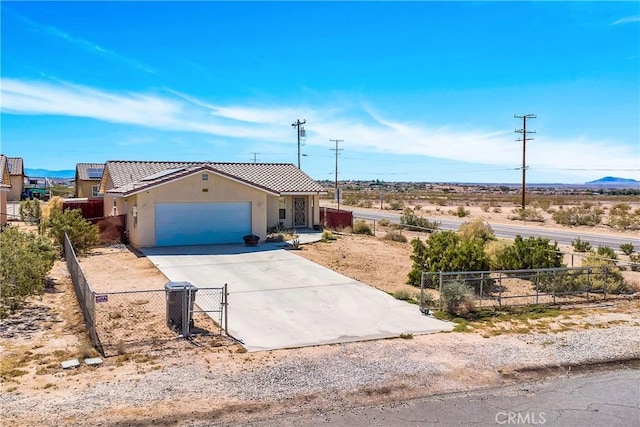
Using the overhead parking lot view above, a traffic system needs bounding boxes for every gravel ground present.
[2,322,639,426]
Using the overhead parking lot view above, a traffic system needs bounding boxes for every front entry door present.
[293,197,307,227]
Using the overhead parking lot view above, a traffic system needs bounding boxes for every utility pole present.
[514,114,536,210]
[330,139,344,211]
[250,152,260,163]
[291,119,306,169]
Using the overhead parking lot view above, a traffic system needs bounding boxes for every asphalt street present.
[252,367,640,427]
[350,208,639,250]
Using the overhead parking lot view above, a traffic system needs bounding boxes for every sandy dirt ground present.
[1,205,639,425]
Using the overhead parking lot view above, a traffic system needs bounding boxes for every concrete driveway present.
[142,243,452,352]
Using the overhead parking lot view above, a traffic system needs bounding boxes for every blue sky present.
[1,1,638,183]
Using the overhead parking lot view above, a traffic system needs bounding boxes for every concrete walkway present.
[143,240,452,352]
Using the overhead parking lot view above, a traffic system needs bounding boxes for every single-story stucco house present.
[99,160,327,248]
[6,157,24,201]
[0,155,12,225]
[75,163,105,198]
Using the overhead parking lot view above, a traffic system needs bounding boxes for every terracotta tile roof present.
[0,155,10,187]
[76,163,105,181]
[104,161,326,196]
[6,157,24,176]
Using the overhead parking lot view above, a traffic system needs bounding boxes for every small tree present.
[458,219,495,243]
[0,227,57,317]
[46,208,99,253]
[19,199,42,224]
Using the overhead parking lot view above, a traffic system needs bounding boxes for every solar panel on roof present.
[141,167,186,181]
[86,168,103,179]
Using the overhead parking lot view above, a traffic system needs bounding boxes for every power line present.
[330,138,344,210]
[291,119,306,169]
[515,113,536,209]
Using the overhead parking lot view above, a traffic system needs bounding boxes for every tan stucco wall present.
[266,195,280,229]
[8,176,23,201]
[126,172,270,248]
[76,180,100,198]
[0,191,8,225]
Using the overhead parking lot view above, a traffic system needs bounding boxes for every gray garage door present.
[155,202,251,246]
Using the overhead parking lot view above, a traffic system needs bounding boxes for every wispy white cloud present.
[610,15,640,26]
[13,10,155,74]
[1,77,638,176]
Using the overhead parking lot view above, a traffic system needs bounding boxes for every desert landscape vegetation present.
[1,184,639,425]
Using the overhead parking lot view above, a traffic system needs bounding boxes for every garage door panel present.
[155,202,251,246]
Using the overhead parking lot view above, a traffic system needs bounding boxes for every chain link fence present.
[64,234,228,357]
[420,266,636,313]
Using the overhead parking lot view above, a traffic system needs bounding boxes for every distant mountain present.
[586,176,640,185]
[25,168,75,178]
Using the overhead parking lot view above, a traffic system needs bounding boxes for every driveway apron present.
[143,244,452,351]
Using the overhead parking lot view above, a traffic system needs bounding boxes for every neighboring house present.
[75,163,105,198]
[100,161,327,248]
[6,157,24,201]
[0,155,12,225]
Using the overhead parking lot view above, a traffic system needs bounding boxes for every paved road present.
[252,368,640,426]
[351,208,639,250]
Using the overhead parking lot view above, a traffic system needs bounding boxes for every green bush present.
[46,208,99,253]
[456,206,470,217]
[0,227,57,317]
[388,200,405,210]
[620,243,635,256]
[19,200,42,224]
[352,219,373,235]
[407,232,490,286]
[457,219,495,243]
[629,254,640,272]
[441,281,475,315]
[580,254,630,294]
[552,204,603,226]
[400,208,439,233]
[497,235,564,270]
[509,207,544,222]
[321,229,337,241]
[596,246,618,261]
[571,237,592,253]
[392,289,414,301]
[382,231,407,243]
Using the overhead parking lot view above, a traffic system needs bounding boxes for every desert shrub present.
[457,219,495,243]
[46,208,99,253]
[441,281,475,315]
[265,233,284,242]
[629,254,640,272]
[608,203,640,230]
[535,198,552,210]
[358,200,372,209]
[321,229,337,241]
[382,231,407,243]
[41,196,65,222]
[456,206,470,217]
[0,227,57,317]
[400,208,439,232]
[552,204,603,226]
[392,289,414,301]
[620,243,635,256]
[481,203,490,212]
[497,235,564,270]
[352,219,373,235]
[343,195,359,206]
[19,199,41,224]
[571,237,592,253]
[580,254,629,294]
[378,218,391,227]
[596,246,618,261]
[493,207,502,213]
[485,240,511,270]
[407,232,490,286]
[388,200,405,210]
[509,207,544,222]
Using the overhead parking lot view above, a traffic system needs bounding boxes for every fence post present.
[552,269,557,304]
[224,283,228,335]
[603,267,608,300]
[420,272,425,311]
[535,271,539,305]
[498,272,502,309]
[438,272,443,311]
[479,272,484,308]
[181,284,189,337]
